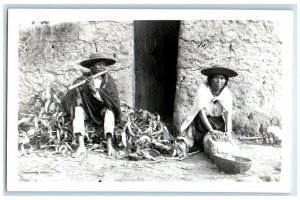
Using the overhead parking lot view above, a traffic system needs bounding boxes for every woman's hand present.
[209,130,233,141]
[209,130,224,140]
[84,77,97,93]
[224,131,232,141]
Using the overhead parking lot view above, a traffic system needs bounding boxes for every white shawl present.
[180,84,232,133]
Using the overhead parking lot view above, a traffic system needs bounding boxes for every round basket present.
[214,154,252,174]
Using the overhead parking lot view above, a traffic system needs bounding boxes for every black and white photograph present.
[5,8,295,193]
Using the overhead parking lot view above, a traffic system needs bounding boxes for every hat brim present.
[80,58,116,68]
[201,67,238,77]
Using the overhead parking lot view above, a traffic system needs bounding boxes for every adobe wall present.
[173,20,283,136]
[18,20,284,137]
[18,21,135,111]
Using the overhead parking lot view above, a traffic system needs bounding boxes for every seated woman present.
[177,64,239,159]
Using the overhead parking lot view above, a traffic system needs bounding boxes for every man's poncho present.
[62,73,121,125]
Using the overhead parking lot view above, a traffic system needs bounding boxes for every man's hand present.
[76,97,82,106]
[84,77,97,93]
[74,77,85,84]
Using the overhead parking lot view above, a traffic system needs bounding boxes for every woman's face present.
[90,61,106,75]
[210,74,226,91]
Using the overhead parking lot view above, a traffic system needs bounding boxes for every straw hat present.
[201,64,238,77]
[79,52,116,68]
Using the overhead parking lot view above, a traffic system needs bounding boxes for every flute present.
[68,70,108,90]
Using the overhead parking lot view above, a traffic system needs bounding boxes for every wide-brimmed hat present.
[79,52,116,68]
[201,64,238,77]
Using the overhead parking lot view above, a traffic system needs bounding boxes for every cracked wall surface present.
[19,21,135,111]
[173,20,283,136]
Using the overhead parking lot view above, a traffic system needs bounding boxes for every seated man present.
[62,52,121,157]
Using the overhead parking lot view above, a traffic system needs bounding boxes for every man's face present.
[90,61,106,75]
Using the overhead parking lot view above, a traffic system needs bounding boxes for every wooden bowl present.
[214,154,252,174]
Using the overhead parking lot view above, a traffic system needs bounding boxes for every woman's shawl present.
[180,84,232,133]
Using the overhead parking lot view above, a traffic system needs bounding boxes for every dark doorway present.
[134,20,180,123]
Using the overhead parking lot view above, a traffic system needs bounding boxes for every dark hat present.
[201,64,238,77]
[79,52,116,68]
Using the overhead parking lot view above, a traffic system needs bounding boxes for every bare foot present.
[106,133,115,157]
[72,146,87,158]
[107,145,115,157]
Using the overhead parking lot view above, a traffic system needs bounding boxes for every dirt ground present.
[18,143,281,182]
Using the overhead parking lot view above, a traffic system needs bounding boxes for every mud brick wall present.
[19,20,283,137]
[19,21,135,111]
[173,20,283,136]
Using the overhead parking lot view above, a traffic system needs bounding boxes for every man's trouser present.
[72,106,115,138]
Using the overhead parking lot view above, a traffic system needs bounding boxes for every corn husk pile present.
[18,84,179,160]
[112,104,175,160]
[18,84,74,157]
